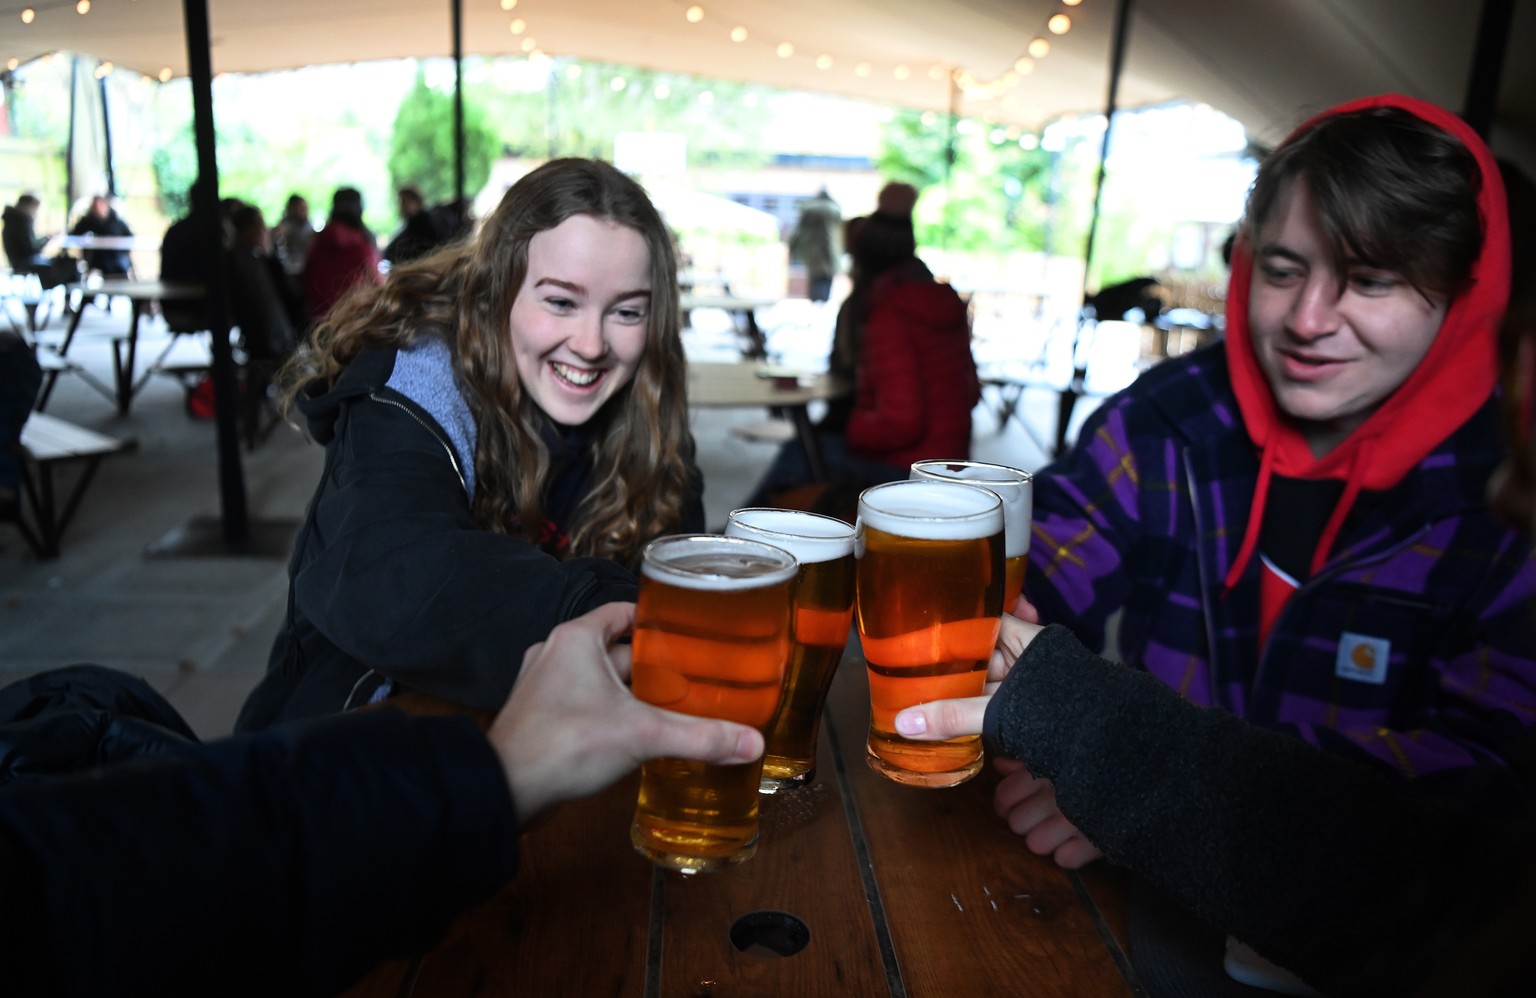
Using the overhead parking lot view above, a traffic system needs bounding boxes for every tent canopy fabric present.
[3,0,1531,159]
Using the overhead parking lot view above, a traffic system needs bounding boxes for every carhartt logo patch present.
[1336,632,1390,685]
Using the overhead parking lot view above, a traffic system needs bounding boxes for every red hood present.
[1222,94,1510,585]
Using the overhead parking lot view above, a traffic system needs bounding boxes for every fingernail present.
[895,712,926,736]
[736,731,757,758]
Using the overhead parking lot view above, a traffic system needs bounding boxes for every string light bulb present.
[776,42,794,58]
[9,58,21,71]
[1063,0,1082,5]
[520,36,536,52]
[1014,55,1034,74]
[158,66,172,82]
[685,5,703,23]
[1048,14,1071,34]
[854,62,871,77]
[730,26,747,43]
[893,64,910,80]
[77,1,90,14]
[509,18,525,34]
[500,0,517,9]
[1028,37,1050,58]
[815,54,833,70]
[22,9,36,24]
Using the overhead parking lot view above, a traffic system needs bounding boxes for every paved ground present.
[1,295,1064,740]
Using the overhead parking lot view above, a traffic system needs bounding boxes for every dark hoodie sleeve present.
[293,395,637,711]
[0,709,519,998]
[983,624,1528,995]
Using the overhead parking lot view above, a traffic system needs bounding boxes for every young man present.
[1007,95,1532,868]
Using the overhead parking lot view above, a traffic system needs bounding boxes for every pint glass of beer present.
[630,534,798,872]
[725,508,857,793]
[855,480,1004,788]
[910,460,1032,613]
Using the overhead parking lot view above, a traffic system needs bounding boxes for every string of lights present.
[8,0,1088,105]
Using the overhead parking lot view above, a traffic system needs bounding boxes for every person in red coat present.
[746,183,979,515]
[302,187,383,322]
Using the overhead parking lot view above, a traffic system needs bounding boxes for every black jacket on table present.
[237,338,700,731]
[984,625,1536,996]
[0,708,520,997]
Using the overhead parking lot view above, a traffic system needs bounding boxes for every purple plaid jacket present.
[1026,344,1536,808]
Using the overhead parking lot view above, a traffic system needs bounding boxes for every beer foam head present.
[724,508,855,565]
[641,534,799,590]
[910,460,1032,557]
[857,480,1003,540]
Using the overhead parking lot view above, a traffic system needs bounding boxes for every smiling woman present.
[235,158,703,732]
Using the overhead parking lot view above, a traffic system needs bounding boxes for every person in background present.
[3,194,77,291]
[788,186,842,304]
[0,330,43,524]
[746,181,978,516]
[301,186,382,322]
[68,194,134,278]
[158,180,222,335]
[228,204,301,361]
[237,158,702,731]
[273,193,316,278]
[0,603,764,996]
[384,184,447,266]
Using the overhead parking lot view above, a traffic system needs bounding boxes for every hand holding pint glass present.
[855,480,1005,787]
[725,508,857,793]
[630,535,798,872]
[910,460,1032,614]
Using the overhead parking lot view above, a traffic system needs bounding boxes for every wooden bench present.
[8,412,134,558]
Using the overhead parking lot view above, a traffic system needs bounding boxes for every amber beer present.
[856,480,1004,787]
[629,534,797,872]
[911,460,1033,613]
[725,508,856,793]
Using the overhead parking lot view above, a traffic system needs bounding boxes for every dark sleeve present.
[983,624,1527,996]
[296,399,637,710]
[0,709,519,998]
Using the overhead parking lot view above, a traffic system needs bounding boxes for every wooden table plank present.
[658,708,891,997]
[826,642,1135,997]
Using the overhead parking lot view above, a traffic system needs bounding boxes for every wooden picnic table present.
[344,634,1136,997]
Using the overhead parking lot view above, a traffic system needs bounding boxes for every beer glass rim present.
[909,460,1031,558]
[910,459,1034,486]
[640,533,799,590]
[725,508,855,564]
[856,480,1003,539]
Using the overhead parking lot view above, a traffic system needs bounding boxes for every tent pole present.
[453,0,465,212]
[98,74,116,198]
[1055,0,1132,458]
[1463,0,1514,139]
[182,0,249,541]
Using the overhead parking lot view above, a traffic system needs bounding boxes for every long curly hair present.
[278,158,694,567]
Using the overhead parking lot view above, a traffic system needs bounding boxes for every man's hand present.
[489,603,764,825]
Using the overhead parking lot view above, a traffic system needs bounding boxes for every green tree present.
[876,109,1053,254]
[389,69,499,206]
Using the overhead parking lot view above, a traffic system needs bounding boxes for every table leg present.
[115,303,145,415]
[790,405,828,482]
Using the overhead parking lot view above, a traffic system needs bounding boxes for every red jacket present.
[302,222,382,321]
[846,272,978,467]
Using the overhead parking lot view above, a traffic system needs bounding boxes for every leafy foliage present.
[388,69,499,206]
